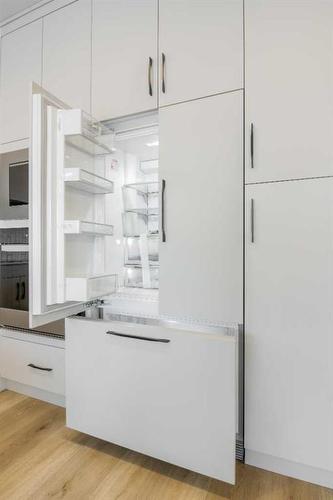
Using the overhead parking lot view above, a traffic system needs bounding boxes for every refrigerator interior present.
[63,110,159,304]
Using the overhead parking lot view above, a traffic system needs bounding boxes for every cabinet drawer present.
[66,317,236,483]
[0,336,65,395]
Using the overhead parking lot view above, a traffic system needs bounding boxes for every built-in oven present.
[0,149,64,336]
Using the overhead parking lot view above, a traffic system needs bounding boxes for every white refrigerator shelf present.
[64,220,114,236]
[64,168,114,194]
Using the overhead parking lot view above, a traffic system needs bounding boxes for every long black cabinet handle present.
[21,281,25,300]
[161,53,166,93]
[28,363,53,372]
[106,331,170,343]
[251,198,255,243]
[16,282,20,302]
[161,179,166,243]
[250,123,254,169]
[148,57,153,96]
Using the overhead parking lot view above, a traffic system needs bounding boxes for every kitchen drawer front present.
[0,336,65,395]
[66,317,236,484]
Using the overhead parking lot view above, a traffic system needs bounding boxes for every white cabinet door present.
[159,0,243,106]
[66,316,236,483]
[245,1,333,183]
[159,92,243,325]
[245,179,333,472]
[92,0,158,120]
[42,0,92,112]
[30,85,116,328]
[0,20,42,145]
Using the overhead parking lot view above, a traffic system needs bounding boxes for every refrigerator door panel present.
[29,84,87,328]
[159,91,243,324]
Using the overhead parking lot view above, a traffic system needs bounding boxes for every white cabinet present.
[159,0,243,106]
[0,20,42,145]
[66,316,236,483]
[245,1,333,183]
[159,91,243,325]
[92,0,158,120]
[245,179,333,473]
[0,332,65,396]
[42,0,92,112]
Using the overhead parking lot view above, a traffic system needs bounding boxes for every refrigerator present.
[26,83,244,481]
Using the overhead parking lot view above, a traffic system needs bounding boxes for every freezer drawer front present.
[66,317,236,483]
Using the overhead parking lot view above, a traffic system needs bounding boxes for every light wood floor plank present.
[0,390,332,500]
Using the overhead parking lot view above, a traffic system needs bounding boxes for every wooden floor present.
[0,391,332,499]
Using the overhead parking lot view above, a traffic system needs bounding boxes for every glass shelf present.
[66,134,114,157]
[64,168,114,194]
[123,182,159,196]
[124,208,159,217]
[64,220,114,236]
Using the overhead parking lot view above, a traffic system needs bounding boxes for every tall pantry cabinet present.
[245,0,333,483]
[245,0,333,183]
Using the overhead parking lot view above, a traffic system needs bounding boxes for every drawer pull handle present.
[148,56,153,96]
[28,363,53,372]
[106,331,170,343]
[161,53,166,93]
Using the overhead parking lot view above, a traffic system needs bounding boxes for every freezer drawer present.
[0,334,65,395]
[66,316,236,483]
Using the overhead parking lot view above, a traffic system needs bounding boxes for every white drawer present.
[0,335,65,395]
[66,317,236,484]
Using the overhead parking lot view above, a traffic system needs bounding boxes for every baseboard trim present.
[3,379,65,408]
[245,450,333,490]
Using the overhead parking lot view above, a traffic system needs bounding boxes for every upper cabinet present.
[245,1,333,183]
[92,0,158,121]
[0,20,42,145]
[159,0,243,107]
[42,0,92,112]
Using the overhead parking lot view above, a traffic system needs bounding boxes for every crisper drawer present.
[66,317,236,483]
[0,335,65,395]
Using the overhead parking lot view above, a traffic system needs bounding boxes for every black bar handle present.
[161,179,166,242]
[28,363,53,372]
[21,281,25,300]
[106,331,170,343]
[148,57,153,96]
[16,282,20,302]
[251,198,255,243]
[161,53,166,93]
[250,123,254,168]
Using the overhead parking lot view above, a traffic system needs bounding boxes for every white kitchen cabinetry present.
[42,0,92,112]
[0,20,42,145]
[66,316,236,483]
[245,179,333,475]
[159,0,243,106]
[92,0,158,120]
[159,91,243,325]
[0,329,65,402]
[0,335,65,396]
[245,1,333,183]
